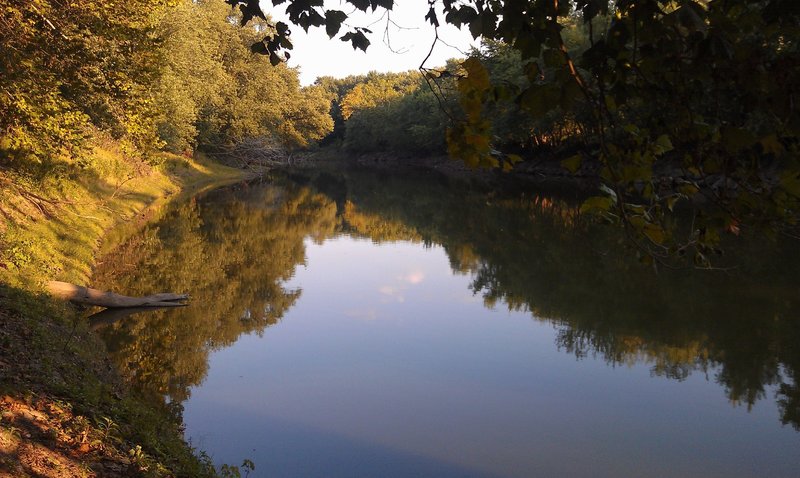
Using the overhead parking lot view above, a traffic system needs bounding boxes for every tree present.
[225,0,800,265]
[0,0,167,172]
[156,0,333,153]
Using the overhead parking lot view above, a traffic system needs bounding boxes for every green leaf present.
[653,134,673,155]
[561,154,582,173]
[461,57,490,91]
[580,196,614,214]
[642,222,665,245]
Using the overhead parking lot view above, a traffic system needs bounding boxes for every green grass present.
[0,140,244,477]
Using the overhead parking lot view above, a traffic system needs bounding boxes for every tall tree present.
[0,0,167,172]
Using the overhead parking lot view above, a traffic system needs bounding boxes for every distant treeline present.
[312,21,596,158]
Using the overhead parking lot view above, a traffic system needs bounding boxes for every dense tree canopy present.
[156,0,333,153]
[0,0,333,176]
[0,0,167,173]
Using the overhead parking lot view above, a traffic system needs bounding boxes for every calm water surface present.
[93,170,800,477]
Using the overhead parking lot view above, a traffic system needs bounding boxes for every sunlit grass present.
[0,143,242,292]
[0,138,242,477]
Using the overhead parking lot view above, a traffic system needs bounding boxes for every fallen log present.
[47,281,188,308]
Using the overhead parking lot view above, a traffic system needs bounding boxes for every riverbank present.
[0,143,245,477]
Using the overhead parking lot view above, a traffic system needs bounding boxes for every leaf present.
[560,78,583,109]
[760,134,784,155]
[653,134,673,155]
[446,6,477,29]
[278,34,293,49]
[371,0,393,11]
[561,154,582,173]
[350,31,370,51]
[580,196,614,214]
[519,85,559,117]
[269,51,281,66]
[642,222,665,245]
[780,171,800,198]
[339,31,370,52]
[462,58,490,90]
[349,0,371,11]
[239,0,266,25]
[250,41,268,55]
[665,195,682,212]
[325,10,347,38]
[425,6,439,27]
[276,21,290,35]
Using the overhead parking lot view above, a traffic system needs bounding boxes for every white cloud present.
[400,270,425,285]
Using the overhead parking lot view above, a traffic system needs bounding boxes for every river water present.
[92,169,800,477]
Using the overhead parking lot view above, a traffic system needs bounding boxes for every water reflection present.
[93,183,337,401]
[93,169,800,433]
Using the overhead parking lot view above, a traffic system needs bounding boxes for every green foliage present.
[0,0,334,184]
[450,0,800,263]
[338,71,450,154]
[225,0,800,263]
[0,0,167,173]
[155,0,333,153]
[313,71,452,154]
[219,459,255,478]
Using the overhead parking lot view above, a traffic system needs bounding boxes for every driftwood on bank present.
[47,281,188,308]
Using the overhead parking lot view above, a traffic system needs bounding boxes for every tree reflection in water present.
[93,169,800,430]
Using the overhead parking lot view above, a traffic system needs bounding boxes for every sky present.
[264,0,479,85]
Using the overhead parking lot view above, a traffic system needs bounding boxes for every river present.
[91,168,800,477]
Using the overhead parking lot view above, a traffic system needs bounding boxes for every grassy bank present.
[0,142,244,477]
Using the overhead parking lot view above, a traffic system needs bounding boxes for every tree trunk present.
[47,281,188,308]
